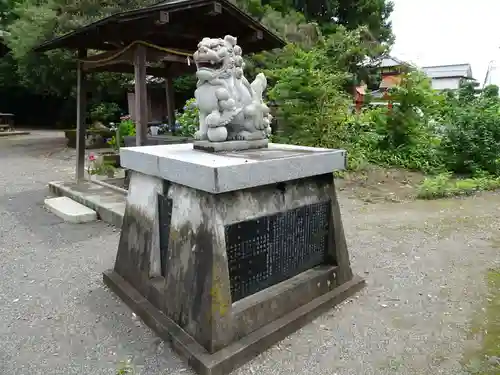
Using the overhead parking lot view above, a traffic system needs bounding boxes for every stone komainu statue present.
[192,35,273,142]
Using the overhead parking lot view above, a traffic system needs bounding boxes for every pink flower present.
[88,153,96,161]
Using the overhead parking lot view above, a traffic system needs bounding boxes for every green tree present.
[356,71,446,172]
[237,0,391,89]
[257,0,394,44]
[440,84,500,175]
[328,0,394,44]
[379,71,439,148]
[6,0,157,97]
[482,84,499,99]
[266,44,352,147]
[456,79,481,105]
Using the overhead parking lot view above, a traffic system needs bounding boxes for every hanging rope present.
[77,40,193,65]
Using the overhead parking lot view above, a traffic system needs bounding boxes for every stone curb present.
[0,131,31,137]
[48,181,125,227]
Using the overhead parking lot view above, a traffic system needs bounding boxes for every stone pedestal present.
[103,143,365,375]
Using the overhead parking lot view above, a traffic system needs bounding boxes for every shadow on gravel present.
[84,286,148,339]
[82,285,188,373]
[0,187,114,247]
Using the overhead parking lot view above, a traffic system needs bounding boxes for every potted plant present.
[97,150,121,168]
[109,115,136,150]
[87,153,117,179]
[64,128,115,149]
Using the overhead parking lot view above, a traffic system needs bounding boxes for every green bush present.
[263,40,447,174]
[107,118,136,150]
[264,42,500,196]
[417,173,500,199]
[440,101,500,175]
[175,98,198,137]
[118,119,136,138]
[89,102,121,125]
[265,43,355,151]
[360,72,445,172]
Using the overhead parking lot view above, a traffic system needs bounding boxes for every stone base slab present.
[193,139,268,153]
[120,143,346,194]
[44,196,97,223]
[103,269,365,375]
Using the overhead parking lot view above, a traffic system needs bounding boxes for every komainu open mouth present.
[196,60,224,70]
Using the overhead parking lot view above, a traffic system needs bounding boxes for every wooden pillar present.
[76,48,87,182]
[134,45,148,146]
[164,63,176,128]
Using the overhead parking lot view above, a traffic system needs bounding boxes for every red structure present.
[353,83,366,113]
[353,55,411,112]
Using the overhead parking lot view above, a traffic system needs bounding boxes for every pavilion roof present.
[33,0,285,54]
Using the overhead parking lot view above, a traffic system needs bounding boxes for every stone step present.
[44,196,97,223]
[48,180,126,227]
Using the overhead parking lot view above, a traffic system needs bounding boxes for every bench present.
[0,113,14,131]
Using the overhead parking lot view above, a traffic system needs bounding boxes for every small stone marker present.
[44,196,97,223]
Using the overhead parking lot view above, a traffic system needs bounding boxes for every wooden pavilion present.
[33,0,285,181]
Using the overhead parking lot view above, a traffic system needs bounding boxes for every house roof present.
[422,64,473,79]
[33,0,285,54]
[378,55,409,68]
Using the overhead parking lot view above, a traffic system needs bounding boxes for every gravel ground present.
[0,131,499,375]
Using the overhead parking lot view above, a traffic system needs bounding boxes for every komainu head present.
[193,35,244,82]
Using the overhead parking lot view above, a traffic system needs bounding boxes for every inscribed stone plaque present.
[225,200,331,302]
[158,194,173,277]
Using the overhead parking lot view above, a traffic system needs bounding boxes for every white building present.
[421,64,474,90]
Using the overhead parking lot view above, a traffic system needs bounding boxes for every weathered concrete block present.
[44,196,97,223]
[105,143,364,375]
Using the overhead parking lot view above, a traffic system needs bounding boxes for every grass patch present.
[464,270,500,374]
[116,360,135,374]
[417,173,500,200]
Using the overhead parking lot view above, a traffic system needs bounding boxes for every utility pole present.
[482,47,500,89]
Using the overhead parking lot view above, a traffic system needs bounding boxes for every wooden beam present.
[143,29,203,41]
[66,39,118,52]
[76,48,87,182]
[166,77,175,127]
[239,31,265,45]
[164,63,176,128]
[123,16,208,42]
[85,63,194,78]
[134,44,148,146]
[82,46,190,71]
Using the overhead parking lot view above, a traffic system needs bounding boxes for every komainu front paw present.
[234,131,251,140]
